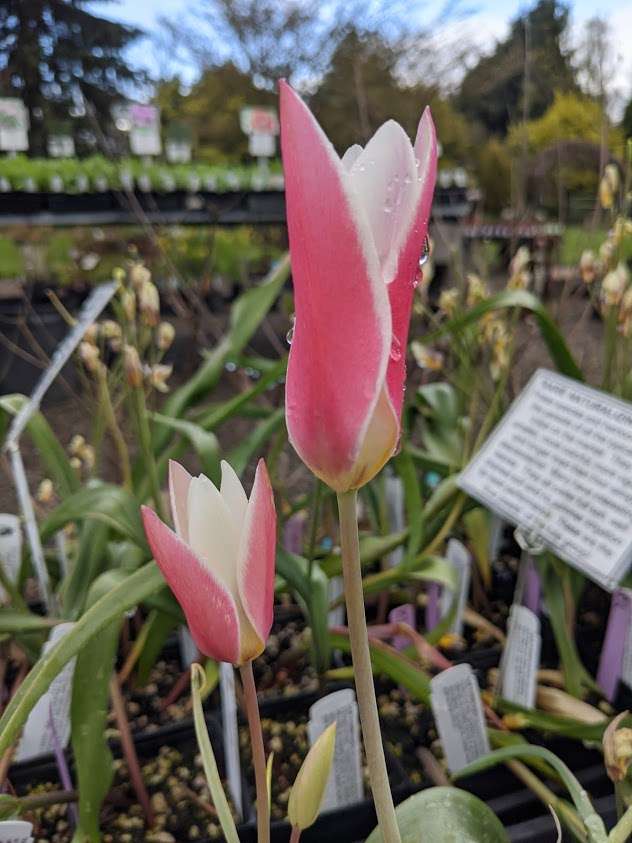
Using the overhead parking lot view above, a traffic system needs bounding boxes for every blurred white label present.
[431,664,489,774]
[439,538,471,636]
[500,605,541,709]
[219,663,242,819]
[308,689,363,810]
[0,514,21,599]
[248,133,275,157]
[327,575,345,628]
[385,475,405,568]
[0,99,29,151]
[17,623,75,761]
[0,819,33,843]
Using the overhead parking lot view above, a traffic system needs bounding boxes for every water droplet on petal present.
[286,313,296,345]
[419,235,431,268]
[390,336,402,361]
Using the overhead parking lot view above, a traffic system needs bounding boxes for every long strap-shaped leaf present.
[424,289,584,381]
[0,562,164,755]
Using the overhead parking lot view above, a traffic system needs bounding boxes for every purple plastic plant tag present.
[597,589,632,702]
[426,583,441,630]
[522,555,542,615]
[283,511,306,555]
[388,604,416,650]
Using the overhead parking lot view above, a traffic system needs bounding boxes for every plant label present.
[439,538,472,637]
[219,663,242,819]
[0,99,29,151]
[459,369,632,590]
[385,474,405,568]
[499,605,541,709]
[431,663,489,774]
[389,604,416,650]
[0,514,22,599]
[308,688,363,810]
[129,104,161,156]
[178,625,198,668]
[597,589,632,701]
[0,820,33,843]
[16,623,76,761]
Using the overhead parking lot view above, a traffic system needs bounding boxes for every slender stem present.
[289,826,302,843]
[306,478,324,584]
[611,802,632,843]
[240,661,270,843]
[110,675,154,827]
[337,491,401,843]
[131,385,166,520]
[98,368,132,489]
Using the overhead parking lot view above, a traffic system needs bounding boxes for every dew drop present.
[419,235,431,268]
[286,313,296,345]
[390,336,402,361]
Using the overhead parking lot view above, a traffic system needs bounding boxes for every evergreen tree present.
[0,0,144,154]
[457,0,577,136]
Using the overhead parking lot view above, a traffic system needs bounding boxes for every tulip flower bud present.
[79,341,102,374]
[288,723,337,832]
[129,262,151,289]
[157,321,175,351]
[120,288,136,322]
[37,478,54,503]
[139,279,160,327]
[123,344,143,388]
[146,363,173,393]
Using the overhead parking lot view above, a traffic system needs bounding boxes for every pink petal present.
[348,120,419,284]
[169,460,192,542]
[386,108,438,420]
[237,459,276,643]
[141,506,241,664]
[280,81,391,488]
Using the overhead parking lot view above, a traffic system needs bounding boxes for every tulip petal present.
[169,460,192,542]
[385,107,438,421]
[220,460,248,532]
[341,144,363,170]
[280,81,391,488]
[187,475,240,595]
[348,119,419,285]
[141,506,241,663]
[237,459,276,643]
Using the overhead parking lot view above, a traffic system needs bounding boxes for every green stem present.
[240,660,270,843]
[98,368,132,490]
[611,803,632,843]
[337,491,401,843]
[131,386,166,520]
[306,479,324,585]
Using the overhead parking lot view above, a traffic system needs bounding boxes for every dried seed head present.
[604,712,632,782]
[83,323,99,345]
[69,434,86,455]
[139,279,160,327]
[100,320,122,340]
[579,249,597,284]
[157,321,175,351]
[79,341,102,374]
[37,478,54,503]
[438,287,459,317]
[124,344,143,388]
[146,363,173,393]
[411,341,444,371]
[129,263,151,289]
[120,288,136,322]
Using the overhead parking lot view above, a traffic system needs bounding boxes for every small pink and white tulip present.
[280,81,438,492]
[141,459,276,665]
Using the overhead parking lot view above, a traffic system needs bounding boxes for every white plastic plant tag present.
[459,369,632,591]
[16,623,76,761]
[219,663,242,819]
[0,819,33,843]
[499,605,541,709]
[439,538,472,636]
[178,625,198,668]
[327,575,345,628]
[431,663,489,774]
[308,689,363,811]
[385,474,405,568]
[0,514,22,598]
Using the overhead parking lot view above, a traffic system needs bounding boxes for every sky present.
[89,0,632,111]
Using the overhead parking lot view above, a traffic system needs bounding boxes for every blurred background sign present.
[0,98,29,152]
[240,107,279,158]
[129,104,162,156]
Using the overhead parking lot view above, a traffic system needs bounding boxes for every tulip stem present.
[240,660,270,843]
[337,490,401,843]
[289,826,301,843]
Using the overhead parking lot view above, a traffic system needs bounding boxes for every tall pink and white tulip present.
[280,81,437,493]
[141,459,276,665]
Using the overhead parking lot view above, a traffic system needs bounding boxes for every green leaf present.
[191,664,240,843]
[61,520,110,619]
[71,571,125,842]
[0,394,80,499]
[39,484,148,551]
[463,507,492,589]
[0,562,165,755]
[454,745,607,841]
[0,610,58,633]
[360,553,457,599]
[227,408,285,477]
[366,787,509,843]
[320,531,408,578]
[329,632,431,704]
[425,289,583,381]
[149,413,221,484]
[395,449,425,563]
[137,609,179,686]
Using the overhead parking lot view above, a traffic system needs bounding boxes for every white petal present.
[341,144,363,170]
[187,474,239,597]
[414,107,435,186]
[348,120,419,284]
[220,460,249,532]
[169,461,192,542]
